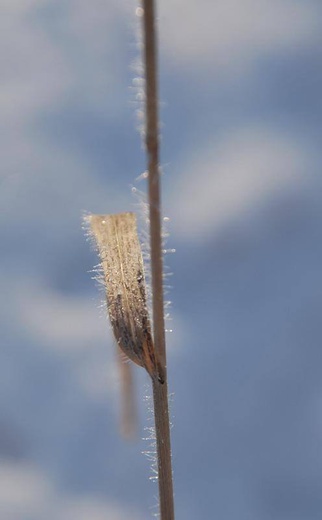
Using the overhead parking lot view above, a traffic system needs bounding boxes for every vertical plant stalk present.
[142,1,175,519]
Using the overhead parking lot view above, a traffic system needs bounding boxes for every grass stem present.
[142,1,175,518]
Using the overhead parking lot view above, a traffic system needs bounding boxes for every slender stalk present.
[152,379,174,519]
[142,1,175,519]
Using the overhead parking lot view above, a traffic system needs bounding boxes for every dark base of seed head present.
[156,363,165,385]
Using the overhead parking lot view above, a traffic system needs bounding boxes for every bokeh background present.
[2,1,322,519]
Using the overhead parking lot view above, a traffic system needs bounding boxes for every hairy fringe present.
[142,385,174,517]
[143,390,158,484]
[131,182,175,334]
[82,212,110,322]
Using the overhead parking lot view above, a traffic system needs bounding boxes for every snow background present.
[1,1,322,518]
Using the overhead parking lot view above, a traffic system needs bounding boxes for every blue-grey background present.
[2,1,322,519]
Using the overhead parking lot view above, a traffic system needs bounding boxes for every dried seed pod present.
[89,212,164,384]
